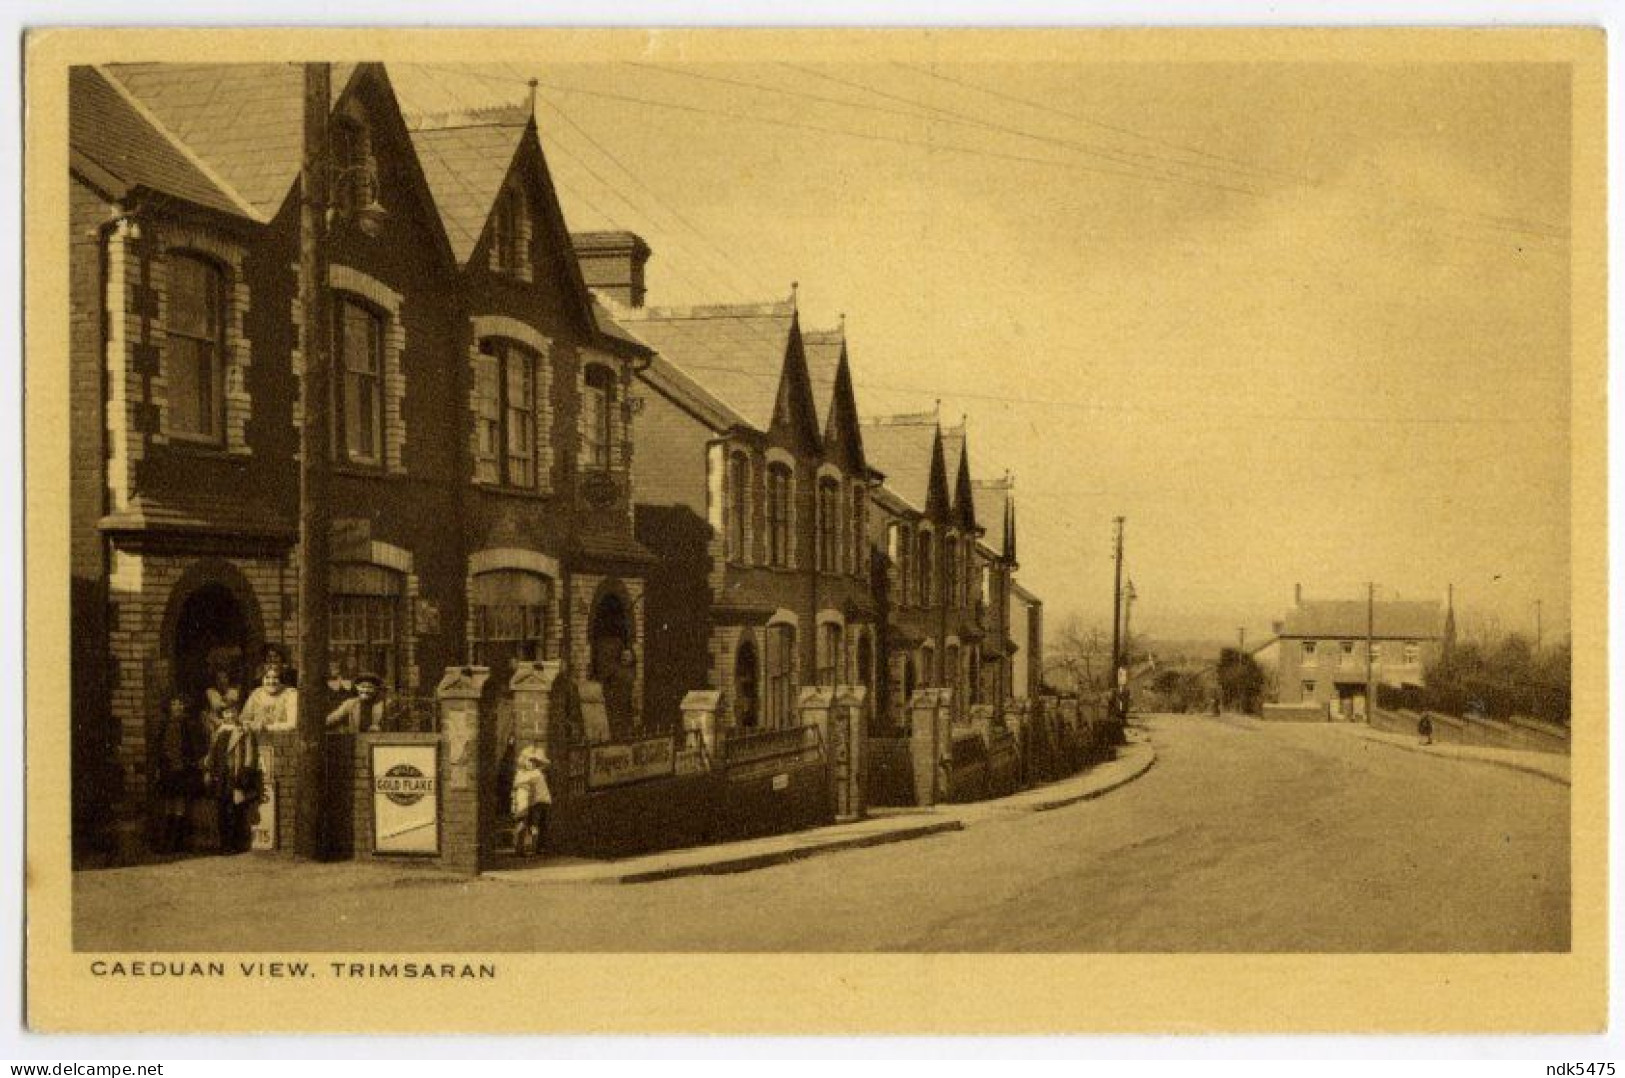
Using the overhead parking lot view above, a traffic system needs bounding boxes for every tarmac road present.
[73,713,1569,952]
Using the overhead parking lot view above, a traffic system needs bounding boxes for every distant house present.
[1275,592,1443,718]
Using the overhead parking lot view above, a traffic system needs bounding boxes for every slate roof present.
[1281,600,1443,641]
[618,301,796,434]
[406,110,528,265]
[105,63,360,221]
[860,415,937,513]
[973,478,1013,557]
[70,66,249,218]
[801,327,843,434]
[1010,580,1042,606]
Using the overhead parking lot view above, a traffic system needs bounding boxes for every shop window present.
[471,569,553,672]
[329,562,405,689]
[335,297,384,466]
[165,252,226,443]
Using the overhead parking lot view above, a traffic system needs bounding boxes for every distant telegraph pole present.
[1109,517,1125,721]
[1364,581,1376,723]
[295,62,334,860]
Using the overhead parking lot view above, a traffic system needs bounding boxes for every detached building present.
[1274,591,1443,718]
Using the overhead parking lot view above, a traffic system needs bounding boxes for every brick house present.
[972,476,1019,710]
[1274,590,1443,717]
[68,63,650,854]
[939,424,988,718]
[1009,579,1044,701]
[860,414,956,726]
[614,265,876,735]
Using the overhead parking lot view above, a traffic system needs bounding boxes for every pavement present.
[1338,722,1571,785]
[485,731,1157,884]
[74,714,1567,952]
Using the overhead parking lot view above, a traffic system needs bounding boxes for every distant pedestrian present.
[154,693,207,854]
[510,746,552,858]
[1418,712,1434,746]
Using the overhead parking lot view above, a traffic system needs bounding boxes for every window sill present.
[332,462,394,480]
[157,438,242,461]
[472,481,552,501]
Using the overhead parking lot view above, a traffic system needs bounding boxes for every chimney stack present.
[572,231,651,308]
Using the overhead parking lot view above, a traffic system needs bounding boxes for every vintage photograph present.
[24,26,1606,1034]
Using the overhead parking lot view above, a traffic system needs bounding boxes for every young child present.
[510,746,551,858]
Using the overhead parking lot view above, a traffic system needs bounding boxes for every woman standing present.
[153,694,207,854]
[238,663,298,732]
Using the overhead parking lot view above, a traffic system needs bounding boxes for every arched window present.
[470,569,553,672]
[764,622,797,727]
[916,530,934,607]
[734,637,760,729]
[850,486,867,577]
[335,297,385,466]
[583,364,616,470]
[474,339,539,487]
[944,533,959,610]
[727,452,751,562]
[166,252,227,443]
[817,477,841,574]
[818,621,843,687]
[766,463,793,568]
[329,562,405,689]
[493,185,526,273]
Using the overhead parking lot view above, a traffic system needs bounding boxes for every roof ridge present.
[622,300,794,321]
[862,411,937,427]
[93,65,265,223]
[407,104,530,131]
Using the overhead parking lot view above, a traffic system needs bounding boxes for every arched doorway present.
[171,582,255,705]
[734,637,759,730]
[589,589,634,738]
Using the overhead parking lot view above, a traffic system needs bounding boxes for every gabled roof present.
[972,477,1015,561]
[942,424,978,532]
[1281,600,1443,641]
[1010,579,1043,607]
[70,66,250,218]
[802,328,843,433]
[861,414,945,516]
[803,324,867,474]
[105,62,362,222]
[619,299,799,435]
[406,107,529,265]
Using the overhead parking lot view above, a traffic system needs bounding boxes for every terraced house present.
[68,62,651,854]
[611,257,877,737]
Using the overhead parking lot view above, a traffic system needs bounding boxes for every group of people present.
[153,660,299,855]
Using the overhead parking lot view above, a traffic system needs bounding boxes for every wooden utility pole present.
[295,62,333,860]
[1109,517,1125,715]
[1364,581,1376,724]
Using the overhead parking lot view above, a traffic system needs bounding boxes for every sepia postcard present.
[22,26,1607,1035]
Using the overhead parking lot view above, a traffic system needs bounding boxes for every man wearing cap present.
[325,673,392,733]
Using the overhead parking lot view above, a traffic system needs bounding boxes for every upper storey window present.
[165,253,226,443]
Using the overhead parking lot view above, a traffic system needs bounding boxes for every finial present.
[528,78,538,121]
[790,281,799,309]
[839,311,846,332]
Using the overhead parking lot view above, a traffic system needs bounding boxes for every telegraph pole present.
[1110,517,1125,721]
[295,62,333,860]
[1364,581,1376,724]
[1122,579,1136,667]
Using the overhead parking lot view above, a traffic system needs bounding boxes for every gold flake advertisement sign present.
[371,742,440,855]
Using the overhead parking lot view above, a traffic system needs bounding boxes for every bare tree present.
[1044,614,1112,693]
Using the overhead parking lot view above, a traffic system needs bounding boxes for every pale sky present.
[391,60,1572,645]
